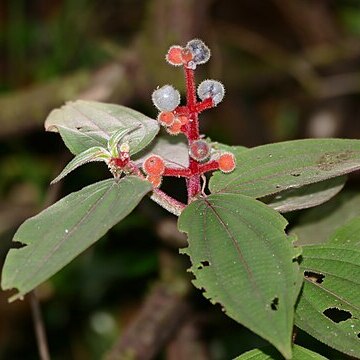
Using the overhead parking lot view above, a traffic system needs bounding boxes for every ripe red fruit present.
[158,111,175,126]
[147,174,162,188]
[218,152,236,173]
[166,46,183,66]
[166,118,182,135]
[178,115,189,126]
[143,155,165,176]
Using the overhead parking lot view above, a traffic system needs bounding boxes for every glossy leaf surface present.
[210,139,360,198]
[45,100,159,155]
[1,177,151,301]
[178,193,302,359]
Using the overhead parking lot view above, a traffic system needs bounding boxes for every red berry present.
[181,48,193,64]
[178,115,189,125]
[147,174,162,188]
[166,46,183,66]
[218,153,236,173]
[143,155,165,175]
[166,118,182,135]
[158,111,175,126]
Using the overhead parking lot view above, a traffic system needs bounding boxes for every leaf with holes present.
[178,193,302,359]
[234,344,327,359]
[292,192,360,246]
[210,139,360,199]
[265,176,346,213]
[45,100,159,155]
[328,216,360,248]
[1,177,151,302]
[295,245,360,357]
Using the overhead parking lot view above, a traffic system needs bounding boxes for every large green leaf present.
[292,192,360,246]
[295,245,360,357]
[1,177,151,302]
[210,139,360,198]
[45,100,159,155]
[234,344,327,359]
[266,176,346,213]
[178,193,302,359]
[328,216,360,248]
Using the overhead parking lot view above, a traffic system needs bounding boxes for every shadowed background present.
[0,1,359,359]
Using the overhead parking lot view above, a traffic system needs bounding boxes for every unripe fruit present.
[189,140,211,162]
[218,152,236,173]
[146,174,162,188]
[158,111,175,126]
[197,80,225,105]
[166,118,182,135]
[186,39,210,65]
[166,46,183,66]
[152,85,181,112]
[143,155,165,176]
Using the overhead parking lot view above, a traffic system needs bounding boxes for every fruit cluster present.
[143,39,236,195]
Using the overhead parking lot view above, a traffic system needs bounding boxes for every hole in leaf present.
[290,172,301,177]
[323,308,352,323]
[292,255,302,264]
[197,260,210,269]
[11,241,26,249]
[357,333,360,338]
[275,185,281,189]
[270,297,279,311]
[304,271,324,284]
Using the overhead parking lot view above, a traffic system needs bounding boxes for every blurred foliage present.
[1,0,360,359]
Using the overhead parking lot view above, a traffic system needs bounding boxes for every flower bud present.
[186,39,210,66]
[152,85,181,112]
[189,140,211,162]
[197,80,225,105]
[217,152,236,173]
[143,155,165,176]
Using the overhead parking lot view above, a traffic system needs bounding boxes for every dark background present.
[0,1,359,359]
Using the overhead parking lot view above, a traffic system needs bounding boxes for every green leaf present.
[295,245,360,357]
[292,192,360,246]
[108,126,137,158]
[45,100,159,155]
[1,177,151,301]
[210,139,360,198]
[328,216,360,248]
[266,176,346,213]
[178,193,302,359]
[51,146,111,184]
[234,344,327,359]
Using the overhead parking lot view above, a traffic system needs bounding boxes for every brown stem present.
[29,291,50,360]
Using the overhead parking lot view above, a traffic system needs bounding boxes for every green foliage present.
[210,139,360,200]
[178,193,302,359]
[295,244,360,357]
[266,177,346,213]
[45,100,159,155]
[1,177,151,301]
[235,344,327,360]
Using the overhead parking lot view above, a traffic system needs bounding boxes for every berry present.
[143,155,165,176]
[166,46,183,66]
[181,48,193,64]
[189,140,211,162]
[218,153,236,173]
[166,118,182,135]
[178,115,189,125]
[197,80,225,105]
[186,39,210,66]
[147,174,162,188]
[152,85,181,112]
[158,111,175,126]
